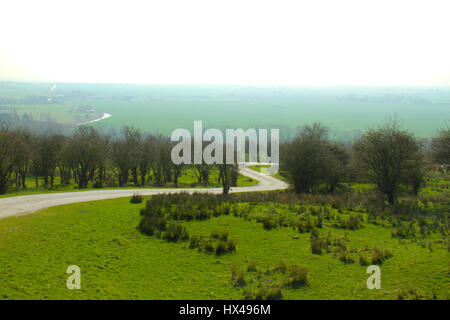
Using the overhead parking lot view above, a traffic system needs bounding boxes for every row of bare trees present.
[1,121,447,201]
[280,120,449,204]
[0,124,241,194]
[0,126,181,194]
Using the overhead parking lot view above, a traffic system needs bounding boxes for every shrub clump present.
[391,221,416,239]
[211,230,229,241]
[338,249,354,264]
[243,285,282,300]
[188,231,236,255]
[358,252,370,266]
[285,264,308,287]
[371,246,393,264]
[397,286,424,300]
[231,266,246,287]
[163,221,189,242]
[261,215,278,230]
[333,214,363,230]
[130,193,143,204]
[310,228,328,254]
[138,209,167,237]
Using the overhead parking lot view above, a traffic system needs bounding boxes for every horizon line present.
[1,80,450,89]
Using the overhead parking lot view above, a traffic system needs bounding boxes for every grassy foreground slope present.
[0,195,448,300]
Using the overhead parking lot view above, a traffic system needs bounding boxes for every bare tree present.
[430,128,450,165]
[35,134,64,188]
[353,119,423,204]
[0,128,15,194]
[323,142,350,192]
[58,138,73,185]
[123,126,142,186]
[111,139,132,187]
[139,134,157,185]
[12,130,33,188]
[280,123,329,193]
[70,126,104,189]
[217,143,238,194]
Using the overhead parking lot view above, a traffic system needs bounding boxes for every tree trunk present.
[0,176,8,194]
[386,190,395,205]
[132,167,139,186]
[21,173,26,188]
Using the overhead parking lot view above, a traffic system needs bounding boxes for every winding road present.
[0,164,288,220]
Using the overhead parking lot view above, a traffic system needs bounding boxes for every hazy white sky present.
[1,0,449,86]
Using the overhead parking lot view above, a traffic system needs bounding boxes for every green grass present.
[0,196,448,300]
[0,168,257,198]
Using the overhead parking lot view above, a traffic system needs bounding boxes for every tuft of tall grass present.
[371,246,393,264]
[231,266,246,287]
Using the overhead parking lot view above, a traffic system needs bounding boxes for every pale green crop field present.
[1,82,449,139]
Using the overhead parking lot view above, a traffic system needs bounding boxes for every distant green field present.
[2,104,101,125]
[72,95,450,138]
[1,82,449,139]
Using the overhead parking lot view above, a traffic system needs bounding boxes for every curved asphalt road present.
[0,164,288,220]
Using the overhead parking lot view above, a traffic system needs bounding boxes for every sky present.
[1,0,450,86]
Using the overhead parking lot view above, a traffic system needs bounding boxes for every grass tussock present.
[231,266,246,287]
[371,246,393,265]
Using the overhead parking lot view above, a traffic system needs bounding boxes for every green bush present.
[261,215,277,230]
[392,222,416,239]
[358,252,370,266]
[215,240,227,255]
[296,219,314,233]
[231,266,246,287]
[371,246,393,264]
[163,221,189,242]
[338,249,353,263]
[189,235,201,249]
[130,194,143,204]
[310,228,327,254]
[138,213,166,236]
[334,214,363,230]
[226,238,236,252]
[203,239,214,252]
[397,286,424,300]
[243,285,282,300]
[285,264,308,287]
[211,230,229,241]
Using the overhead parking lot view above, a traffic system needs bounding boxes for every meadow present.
[0,179,448,300]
